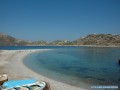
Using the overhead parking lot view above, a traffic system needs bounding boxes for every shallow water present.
[23,47,120,89]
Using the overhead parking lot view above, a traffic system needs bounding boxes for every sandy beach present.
[0,49,86,90]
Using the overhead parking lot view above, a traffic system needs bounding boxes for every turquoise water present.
[23,47,120,89]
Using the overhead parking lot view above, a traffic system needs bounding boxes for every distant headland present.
[0,33,120,47]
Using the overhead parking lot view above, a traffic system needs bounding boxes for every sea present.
[0,46,120,89]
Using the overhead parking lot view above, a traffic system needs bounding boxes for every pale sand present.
[0,50,86,90]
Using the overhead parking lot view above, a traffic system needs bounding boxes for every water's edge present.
[23,50,90,89]
[11,46,120,89]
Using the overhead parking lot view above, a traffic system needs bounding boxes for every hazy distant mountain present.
[0,33,49,46]
[0,33,120,46]
[0,33,28,46]
[49,40,73,45]
[31,40,48,46]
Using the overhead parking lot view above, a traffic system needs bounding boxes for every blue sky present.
[0,0,120,41]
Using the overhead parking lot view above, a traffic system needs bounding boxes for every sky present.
[0,0,120,41]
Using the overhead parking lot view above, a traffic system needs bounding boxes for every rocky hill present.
[0,33,28,46]
[0,33,49,46]
[0,33,120,46]
[74,34,120,46]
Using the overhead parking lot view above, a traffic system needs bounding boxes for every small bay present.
[1,46,120,89]
[22,46,120,88]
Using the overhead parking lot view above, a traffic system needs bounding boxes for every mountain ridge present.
[0,33,120,46]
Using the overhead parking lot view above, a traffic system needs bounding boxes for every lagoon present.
[22,46,120,88]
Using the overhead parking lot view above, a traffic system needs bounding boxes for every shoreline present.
[0,49,86,90]
[0,45,120,48]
